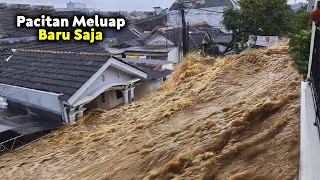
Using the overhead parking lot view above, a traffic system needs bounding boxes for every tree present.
[222,7,244,53]
[222,0,293,51]
[289,12,312,76]
[238,0,293,35]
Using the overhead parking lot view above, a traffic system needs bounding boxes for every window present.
[116,90,123,99]
[102,75,105,82]
[101,93,105,103]
[163,77,167,82]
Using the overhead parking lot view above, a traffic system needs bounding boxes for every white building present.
[67,1,86,9]
[167,0,238,29]
[308,0,315,12]
[120,58,173,99]
[56,1,95,12]
[107,30,182,64]
[0,49,147,124]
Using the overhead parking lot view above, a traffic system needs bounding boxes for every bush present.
[289,12,311,77]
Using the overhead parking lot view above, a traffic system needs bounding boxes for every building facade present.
[167,0,238,29]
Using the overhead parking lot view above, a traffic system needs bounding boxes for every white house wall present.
[0,83,62,114]
[105,90,124,109]
[168,7,225,28]
[135,79,163,99]
[162,63,174,70]
[168,47,180,63]
[72,66,135,106]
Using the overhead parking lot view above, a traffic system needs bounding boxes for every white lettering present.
[16,16,26,27]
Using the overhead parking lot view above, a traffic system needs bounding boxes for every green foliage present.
[291,12,311,33]
[223,0,293,37]
[289,12,311,76]
[223,7,242,32]
[239,0,293,35]
[223,0,311,76]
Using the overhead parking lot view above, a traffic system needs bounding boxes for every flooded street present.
[0,43,301,180]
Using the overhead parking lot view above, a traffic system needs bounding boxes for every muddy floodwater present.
[0,42,301,180]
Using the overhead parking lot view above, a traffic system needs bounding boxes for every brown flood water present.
[0,42,301,180]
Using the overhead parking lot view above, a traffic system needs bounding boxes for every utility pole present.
[186,21,190,54]
[181,3,189,57]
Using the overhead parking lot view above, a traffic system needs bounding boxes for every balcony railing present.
[310,24,320,138]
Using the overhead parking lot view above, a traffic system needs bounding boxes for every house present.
[121,58,173,99]
[0,46,147,124]
[163,27,218,55]
[107,30,182,64]
[107,26,222,64]
[104,27,142,48]
[133,13,168,33]
[0,36,175,124]
[167,0,238,29]
[189,24,232,53]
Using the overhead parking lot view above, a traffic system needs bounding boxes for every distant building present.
[167,0,238,29]
[308,0,315,12]
[107,30,182,64]
[289,2,306,11]
[0,41,147,123]
[67,1,86,9]
[56,1,95,12]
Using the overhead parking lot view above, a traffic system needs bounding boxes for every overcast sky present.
[0,0,308,11]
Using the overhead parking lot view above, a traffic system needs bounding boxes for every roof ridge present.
[18,49,112,56]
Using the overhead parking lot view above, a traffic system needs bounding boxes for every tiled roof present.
[104,28,140,45]
[190,25,232,44]
[133,13,167,32]
[0,50,111,101]
[0,40,107,54]
[128,63,172,80]
[0,5,52,38]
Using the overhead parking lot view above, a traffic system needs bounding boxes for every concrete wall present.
[106,90,124,109]
[168,47,180,63]
[96,90,124,109]
[168,7,226,28]
[300,82,320,180]
[135,79,163,99]
[0,83,62,114]
[162,63,174,70]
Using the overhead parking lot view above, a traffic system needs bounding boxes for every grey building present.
[308,0,315,12]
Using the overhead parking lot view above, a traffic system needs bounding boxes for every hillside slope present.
[0,43,301,180]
